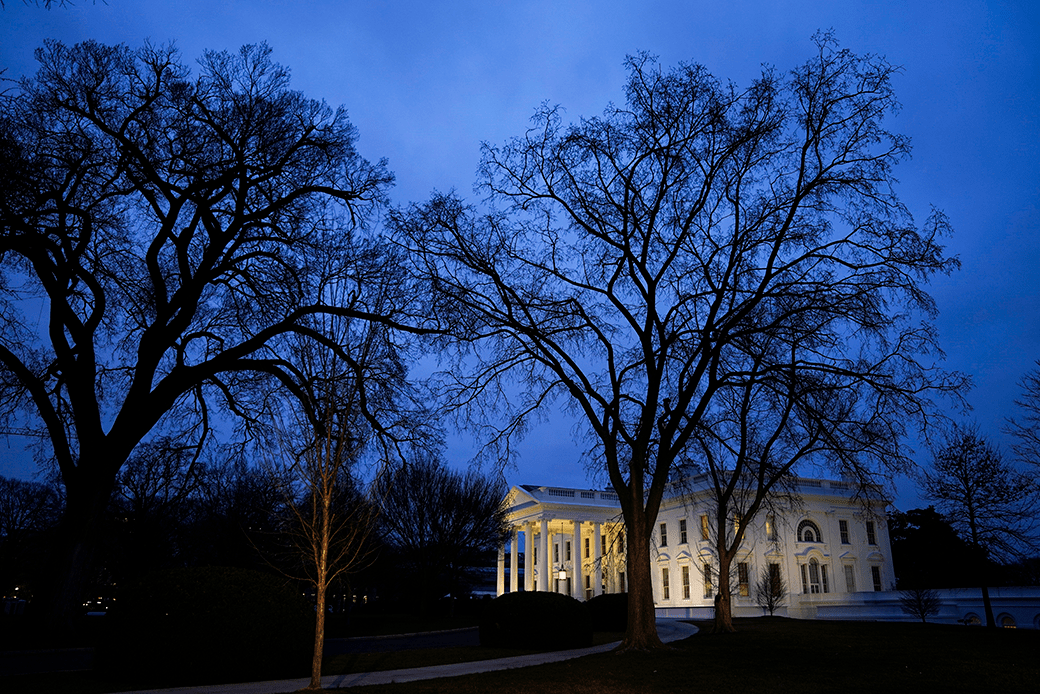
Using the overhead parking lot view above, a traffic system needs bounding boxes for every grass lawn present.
[4,618,1038,693]
[333,618,1040,694]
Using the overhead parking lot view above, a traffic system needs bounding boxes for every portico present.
[496,485,627,600]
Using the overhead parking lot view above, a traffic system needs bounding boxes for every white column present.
[509,526,519,593]
[593,522,603,596]
[538,518,549,592]
[572,519,584,600]
[496,543,505,596]
[524,523,534,591]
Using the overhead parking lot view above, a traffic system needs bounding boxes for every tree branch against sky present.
[0,40,431,628]
[396,34,967,650]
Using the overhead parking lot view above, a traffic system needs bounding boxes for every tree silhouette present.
[397,34,965,648]
[0,40,425,629]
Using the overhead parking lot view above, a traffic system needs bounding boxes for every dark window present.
[839,519,850,544]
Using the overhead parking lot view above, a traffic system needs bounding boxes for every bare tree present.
[753,564,787,616]
[924,425,1040,628]
[0,40,428,629]
[270,300,419,690]
[396,34,964,649]
[898,586,942,623]
[1006,360,1040,471]
[375,454,507,615]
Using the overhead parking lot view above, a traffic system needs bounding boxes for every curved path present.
[120,619,698,693]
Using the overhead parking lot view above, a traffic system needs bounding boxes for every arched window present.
[800,557,828,594]
[999,614,1016,629]
[962,612,982,626]
[797,519,822,543]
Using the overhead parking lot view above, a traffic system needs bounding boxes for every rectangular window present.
[585,575,591,600]
[662,568,670,600]
[866,521,877,546]
[844,564,856,592]
[801,564,808,594]
[533,546,537,565]
[679,519,688,544]
[554,543,559,563]
[601,534,607,557]
[737,562,749,597]
[660,522,668,547]
[768,563,781,595]
[566,541,572,561]
[871,565,883,592]
[700,514,710,540]
[584,537,590,559]
[733,514,742,539]
[839,519,850,544]
[703,563,713,598]
[682,565,691,599]
[765,515,775,542]
[821,564,829,594]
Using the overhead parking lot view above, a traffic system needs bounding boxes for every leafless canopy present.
[395,34,966,649]
[0,40,425,625]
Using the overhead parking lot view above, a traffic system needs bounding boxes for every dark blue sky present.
[1,1,1038,510]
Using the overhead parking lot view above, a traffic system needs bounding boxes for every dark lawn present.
[3,618,1038,693]
[338,618,1040,694]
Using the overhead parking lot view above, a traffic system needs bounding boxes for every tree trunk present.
[713,549,735,633]
[310,583,326,690]
[981,584,995,629]
[618,505,665,652]
[40,471,117,638]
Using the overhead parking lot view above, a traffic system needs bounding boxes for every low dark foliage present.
[585,592,627,632]
[97,566,311,685]
[479,591,592,650]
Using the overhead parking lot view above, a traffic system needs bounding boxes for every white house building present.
[497,473,897,620]
[496,473,1040,628]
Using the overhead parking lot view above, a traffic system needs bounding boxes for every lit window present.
[679,519,688,544]
[871,565,883,592]
[738,562,749,597]
[866,521,877,546]
[701,514,710,540]
[682,565,691,599]
[797,519,822,543]
[734,515,742,539]
[839,519,850,544]
[703,563,713,598]
[1000,614,1016,629]
[660,522,668,547]
[844,564,856,592]
[662,568,670,600]
[765,515,775,541]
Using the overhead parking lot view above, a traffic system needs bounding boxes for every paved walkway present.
[117,619,698,693]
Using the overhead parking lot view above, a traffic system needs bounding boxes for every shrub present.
[98,566,311,684]
[586,592,628,632]
[479,591,592,650]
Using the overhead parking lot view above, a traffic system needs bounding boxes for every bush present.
[479,591,592,650]
[98,566,311,684]
[586,592,628,632]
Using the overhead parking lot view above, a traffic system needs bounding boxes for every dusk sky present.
[1,1,1037,511]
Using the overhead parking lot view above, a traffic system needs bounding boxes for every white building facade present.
[497,474,896,620]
